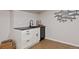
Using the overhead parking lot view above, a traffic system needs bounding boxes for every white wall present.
[12,10,39,28]
[40,10,79,46]
[0,10,39,42]
[0,10,10,42]
[9,10,39,39]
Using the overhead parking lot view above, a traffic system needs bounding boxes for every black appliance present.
[40,25,45,41]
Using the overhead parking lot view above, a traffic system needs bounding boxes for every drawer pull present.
[26,31,29,32]
[26,33,30,35]
[36,33,38,37]
[26,40,30,42]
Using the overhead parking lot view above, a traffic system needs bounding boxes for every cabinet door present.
[31,28,40,45]
[22,30,32,40]
[21,38,33,48]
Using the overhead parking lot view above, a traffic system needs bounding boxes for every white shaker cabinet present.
[14,27,40,49]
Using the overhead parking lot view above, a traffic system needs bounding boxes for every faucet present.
[29,20,33,27]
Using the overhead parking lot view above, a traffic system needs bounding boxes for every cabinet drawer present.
[21,39,39,49]
[22,30,32,40]
[21,39,32,48]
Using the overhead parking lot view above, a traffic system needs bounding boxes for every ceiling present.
[22,10,46,13]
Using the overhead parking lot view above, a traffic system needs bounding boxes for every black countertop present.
[14,25,45,31]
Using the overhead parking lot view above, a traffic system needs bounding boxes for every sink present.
[29,26,39,28]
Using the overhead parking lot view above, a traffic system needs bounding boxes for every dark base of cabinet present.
[40,37,45,41]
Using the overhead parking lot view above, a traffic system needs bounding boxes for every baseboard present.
[45,37,79,47]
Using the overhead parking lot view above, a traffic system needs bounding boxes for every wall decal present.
[54,10,79,23]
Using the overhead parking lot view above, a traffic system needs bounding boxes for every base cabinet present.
[14,28,40,49]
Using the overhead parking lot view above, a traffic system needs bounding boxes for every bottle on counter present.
[29,20,33,27]
[36,20,41,26]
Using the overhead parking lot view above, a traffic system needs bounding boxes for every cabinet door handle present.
[26,33,30,35]
[26,31,29,32]
[36,33,38,37]
[26,40,30,42]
